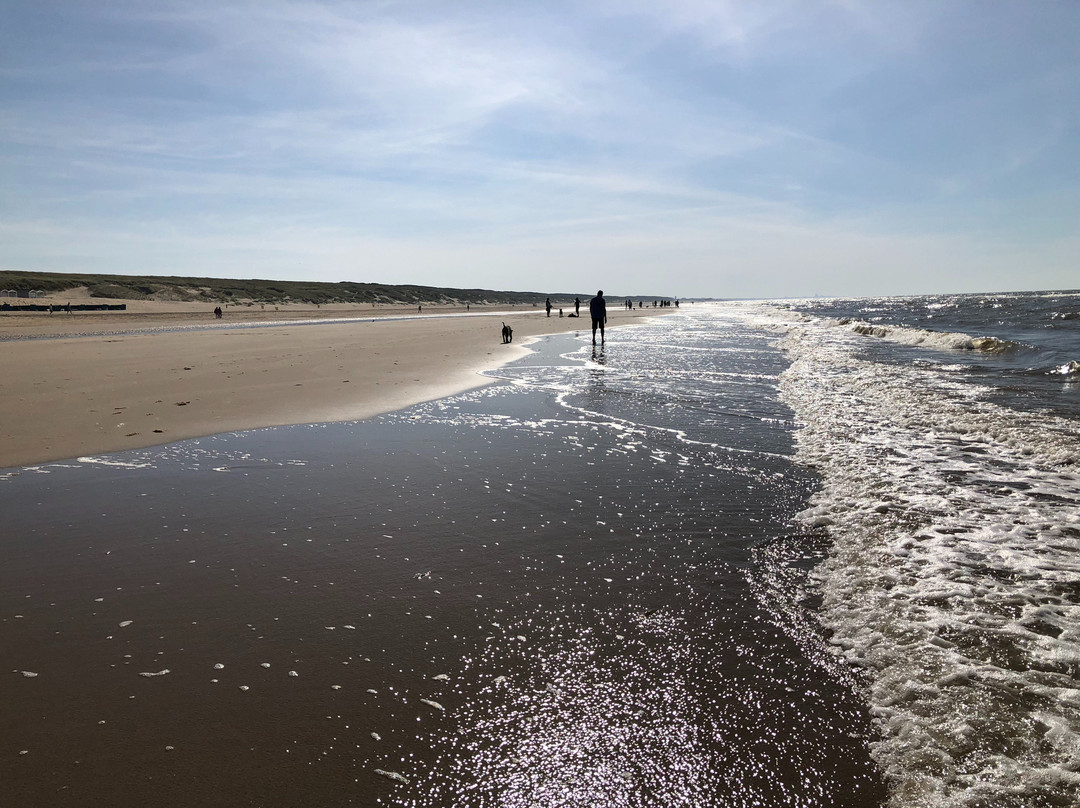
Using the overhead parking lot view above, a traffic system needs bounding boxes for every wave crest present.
[843,320,1020,354]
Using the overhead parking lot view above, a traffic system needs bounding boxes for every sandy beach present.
[0,306,887,807]
[0,292,668,468]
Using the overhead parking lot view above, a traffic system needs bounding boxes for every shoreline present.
[1,299,671,469]
[0,306,887,807]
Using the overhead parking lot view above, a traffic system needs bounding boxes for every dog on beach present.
[501,322,513,343]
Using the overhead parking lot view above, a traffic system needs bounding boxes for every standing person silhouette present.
[574,297,581,316]
[545,297,552,317]
[589,290,607,344]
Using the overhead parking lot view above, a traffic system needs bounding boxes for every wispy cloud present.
[1,0,1076,296]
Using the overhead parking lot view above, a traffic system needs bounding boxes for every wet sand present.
[0,315,886,807]
[1,293,665,468]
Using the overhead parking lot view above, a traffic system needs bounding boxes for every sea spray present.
[772,306,1080,808]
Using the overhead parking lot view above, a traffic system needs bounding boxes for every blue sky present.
[2,1,1076,298]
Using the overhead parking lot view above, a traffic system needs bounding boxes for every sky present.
[1,1,1077,299]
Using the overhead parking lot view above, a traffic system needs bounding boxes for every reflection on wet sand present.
[1,311,885,806]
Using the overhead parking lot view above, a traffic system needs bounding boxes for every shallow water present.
[1,308,884,806]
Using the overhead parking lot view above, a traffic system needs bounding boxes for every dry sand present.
[1,291,669,468]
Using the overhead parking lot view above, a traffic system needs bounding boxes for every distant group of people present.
[213,306,223,319]
[545,291,608,343]
[499,291,685,345]
[625,299,678,309]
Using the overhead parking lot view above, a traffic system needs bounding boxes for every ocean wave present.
[1049,360,1080,376]
[769,308,1080,807]
[842,320,1021,355]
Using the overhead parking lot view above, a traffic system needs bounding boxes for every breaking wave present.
[1049,360,1080,376]
[769,308,1080,808]
[843,320,1021,355]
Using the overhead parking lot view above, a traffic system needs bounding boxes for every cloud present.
[1,0,1077,296]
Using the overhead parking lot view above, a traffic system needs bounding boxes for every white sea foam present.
[76,456,154,469]
[374,768,409,784]
[764,306,1080,807]
[843,320,1020,355]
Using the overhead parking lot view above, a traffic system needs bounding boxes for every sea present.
[1,291,1077,807]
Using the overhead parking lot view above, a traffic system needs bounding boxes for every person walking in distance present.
[589,290,607,344]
